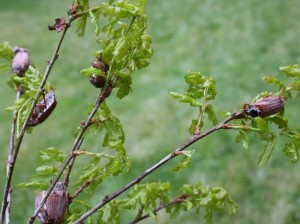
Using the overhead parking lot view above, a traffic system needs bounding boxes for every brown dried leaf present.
[48,17,67,32]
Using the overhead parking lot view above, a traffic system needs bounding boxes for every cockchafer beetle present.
[91,59,108,73]
[35,182,68,224]
[27,89,57,127]
[12,47,30,76]
[89,74,105,88]
[89,58,109,88]
[243,95,285,118]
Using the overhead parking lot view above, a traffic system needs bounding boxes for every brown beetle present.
[89,74,105,88]
[243,95,285,118]
[27,89,57,127]
[12,47,30,76]
[35,182,68,224]
[89,58,109,88]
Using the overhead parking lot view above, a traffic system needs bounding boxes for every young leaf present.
[236,130,249,149]
[280,64,300,78]
[114,70,132,99]
[172,150,194,171]
[170,92,203,107]
[0,42,13,71]
[204,104,218,125]
[0,42,14,61]
[263,76,285,89]
[75,0,89,36]
[39,147,66,163]
[257,136,277,167]
[283,142,299,163]
[89,9,101,35]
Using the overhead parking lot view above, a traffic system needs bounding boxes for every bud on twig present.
[11,47,30,76]
[35,182,68,224]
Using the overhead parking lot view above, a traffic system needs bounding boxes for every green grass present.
[1,0,300,223]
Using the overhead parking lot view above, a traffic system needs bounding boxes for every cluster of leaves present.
[73,102,131,197]
[232,64,300,166]
[78,0,154,98]
[18,147,66,190]
[169,183,237,223]
[80,182,236,224]
[171,71,218,135]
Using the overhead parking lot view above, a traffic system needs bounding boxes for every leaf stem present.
[1,88,21,224]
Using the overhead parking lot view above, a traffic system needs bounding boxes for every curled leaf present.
[48,17,67,32]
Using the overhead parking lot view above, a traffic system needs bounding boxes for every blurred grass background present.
[1,0,300,223]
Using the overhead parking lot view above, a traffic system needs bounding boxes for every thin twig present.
[72,111,244,223]
[69,179,92,203]
[0,25,69,223]
[130,194,189,224]
[2,88,21,224]
[64,138,84,188]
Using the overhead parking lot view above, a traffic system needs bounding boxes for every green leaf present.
[39,147,66,163]
[236,130,249,149]
[204,104,218,125]
[283,142,299,162]
[75,0,89,36]
[133,34,154,69]
[179,183,237,223]
[80,67,105,77]
[189,119,198,135]
[113,37,130,63]
[0,42,13,61]
[266,115,288,130]
[172,150,194,171]
[115,70,132,99]
[170,92,203,107]
[280,64,300,78]
[101,43,114,66]
[254,117,269,132]
[262,76,285,88]
[17,182,48,191]
[89,9,101,35]
[123,182,171,217]
[257,137,277,167]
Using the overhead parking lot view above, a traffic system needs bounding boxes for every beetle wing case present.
[244,95,285,118]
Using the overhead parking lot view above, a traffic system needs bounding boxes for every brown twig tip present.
[223,124,232,129]
[171,151,181,157]
[177,194,189,201]
[68,3,79,20]
[72,150,82,156]
[80,120,86,126]
[103,195,109,202]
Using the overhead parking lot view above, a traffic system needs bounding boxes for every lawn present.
[1,0,300,223]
